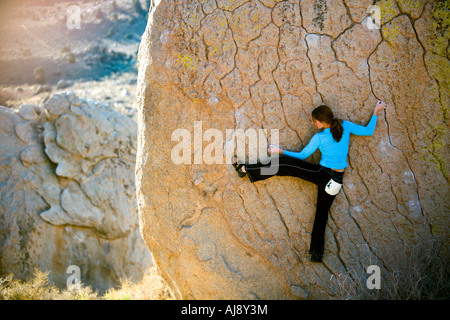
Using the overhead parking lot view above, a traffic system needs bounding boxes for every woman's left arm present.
[268,134,320,160]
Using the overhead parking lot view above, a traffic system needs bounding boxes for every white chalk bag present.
[325,178,343,196]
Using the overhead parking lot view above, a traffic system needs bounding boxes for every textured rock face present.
[0,93,152,291]
[136,0,449,299]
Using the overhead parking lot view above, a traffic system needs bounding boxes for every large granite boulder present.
[0,92,152,291]
[136,0,449,299]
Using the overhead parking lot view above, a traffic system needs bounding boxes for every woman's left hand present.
[268,145,283,154]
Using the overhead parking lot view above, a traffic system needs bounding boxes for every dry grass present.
[2,239,447,300]
[0,266,173,300]
[103,266,173,300]
[333,238,450,300]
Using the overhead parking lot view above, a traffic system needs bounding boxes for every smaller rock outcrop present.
[0,92,151,291]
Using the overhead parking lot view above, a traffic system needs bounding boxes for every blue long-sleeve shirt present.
[283,115,378,169]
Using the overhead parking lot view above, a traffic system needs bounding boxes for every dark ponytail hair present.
[312,105,343,142]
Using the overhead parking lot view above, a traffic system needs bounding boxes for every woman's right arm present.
[348,100,386,136]
[373,100,386,116]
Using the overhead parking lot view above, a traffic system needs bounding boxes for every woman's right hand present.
[374,100,386,116]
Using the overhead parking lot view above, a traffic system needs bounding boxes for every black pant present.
[245,155,344,258]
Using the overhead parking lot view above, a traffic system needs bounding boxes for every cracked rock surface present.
[0,93,152,291]
[137,0,449,299]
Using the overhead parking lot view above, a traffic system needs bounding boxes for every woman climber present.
[232,101,387,263]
